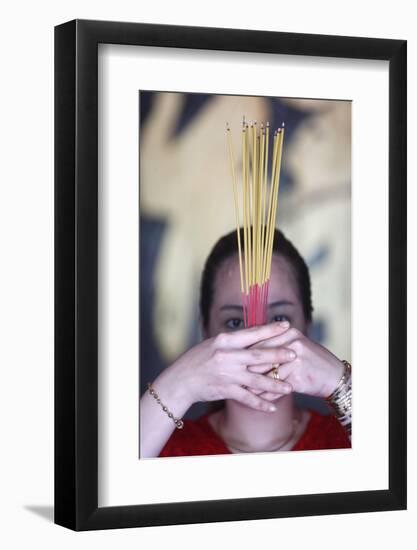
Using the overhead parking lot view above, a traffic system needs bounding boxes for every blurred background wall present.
[139,91,351,418]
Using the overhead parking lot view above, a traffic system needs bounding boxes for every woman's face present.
[205,253,309,338]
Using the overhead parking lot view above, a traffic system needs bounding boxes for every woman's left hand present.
[247,327,345,401]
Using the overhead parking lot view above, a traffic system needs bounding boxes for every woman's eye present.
[272,314,290,323]
[225,318,244,330]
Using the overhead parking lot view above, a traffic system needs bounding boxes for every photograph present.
[138,91,352,459]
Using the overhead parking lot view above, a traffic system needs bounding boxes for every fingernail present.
[289,351,296,359]
[279,321,290,328]
[269,404,277,412]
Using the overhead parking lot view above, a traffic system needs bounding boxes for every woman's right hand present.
[153,321,295,414]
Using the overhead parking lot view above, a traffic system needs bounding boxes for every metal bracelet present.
[326,360,352,436]
[147,382,184,429]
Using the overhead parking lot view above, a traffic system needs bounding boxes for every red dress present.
[159,410,351,457]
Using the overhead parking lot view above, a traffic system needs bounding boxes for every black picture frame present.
[54,19,407,531]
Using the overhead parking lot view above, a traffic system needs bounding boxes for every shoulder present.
[159,413,230,457]
[293,409,351,451]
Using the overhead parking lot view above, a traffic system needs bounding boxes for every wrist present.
[320,358,345,398]
[152,365,194,417]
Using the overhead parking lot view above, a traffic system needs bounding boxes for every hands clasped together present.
[157,321,344,413]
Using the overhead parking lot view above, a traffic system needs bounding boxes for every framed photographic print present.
[54,19,407,530]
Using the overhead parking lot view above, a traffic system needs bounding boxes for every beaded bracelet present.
[325,360,352,437]
[147,382,184,429]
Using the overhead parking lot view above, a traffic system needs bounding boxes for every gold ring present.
[272,363,280,380]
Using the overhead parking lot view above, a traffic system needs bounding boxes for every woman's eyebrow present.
[220,300,294,311]
[219,305,243,311]
[268,300,295,308]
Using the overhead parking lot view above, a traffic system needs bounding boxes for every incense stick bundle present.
[226,118,285,327]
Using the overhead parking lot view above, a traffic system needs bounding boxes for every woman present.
[140,228,351,458]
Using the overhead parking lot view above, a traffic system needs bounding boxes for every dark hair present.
[199,227,313,329]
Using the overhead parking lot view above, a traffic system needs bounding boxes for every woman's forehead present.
[213,254,300,304]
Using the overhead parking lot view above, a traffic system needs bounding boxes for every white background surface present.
[0,1,415,548]
[99,46,389,506]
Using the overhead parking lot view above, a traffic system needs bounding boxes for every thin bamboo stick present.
[226,123,244,297]
[226,118,285,327]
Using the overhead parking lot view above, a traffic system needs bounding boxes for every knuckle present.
[276,348,289,359]
[213,349,226,364]
[266,381,278,394]
[286,350,297,362]
[250,349,262,361]
[249,373,262,387]
[288,328,300,340]
[279,380,291,393]
[247,394,261,409]
[292,339,303,353]
[293,372,303,387]
[242,392,253,406]
[214,332,229,348]
[260,399,272,411]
